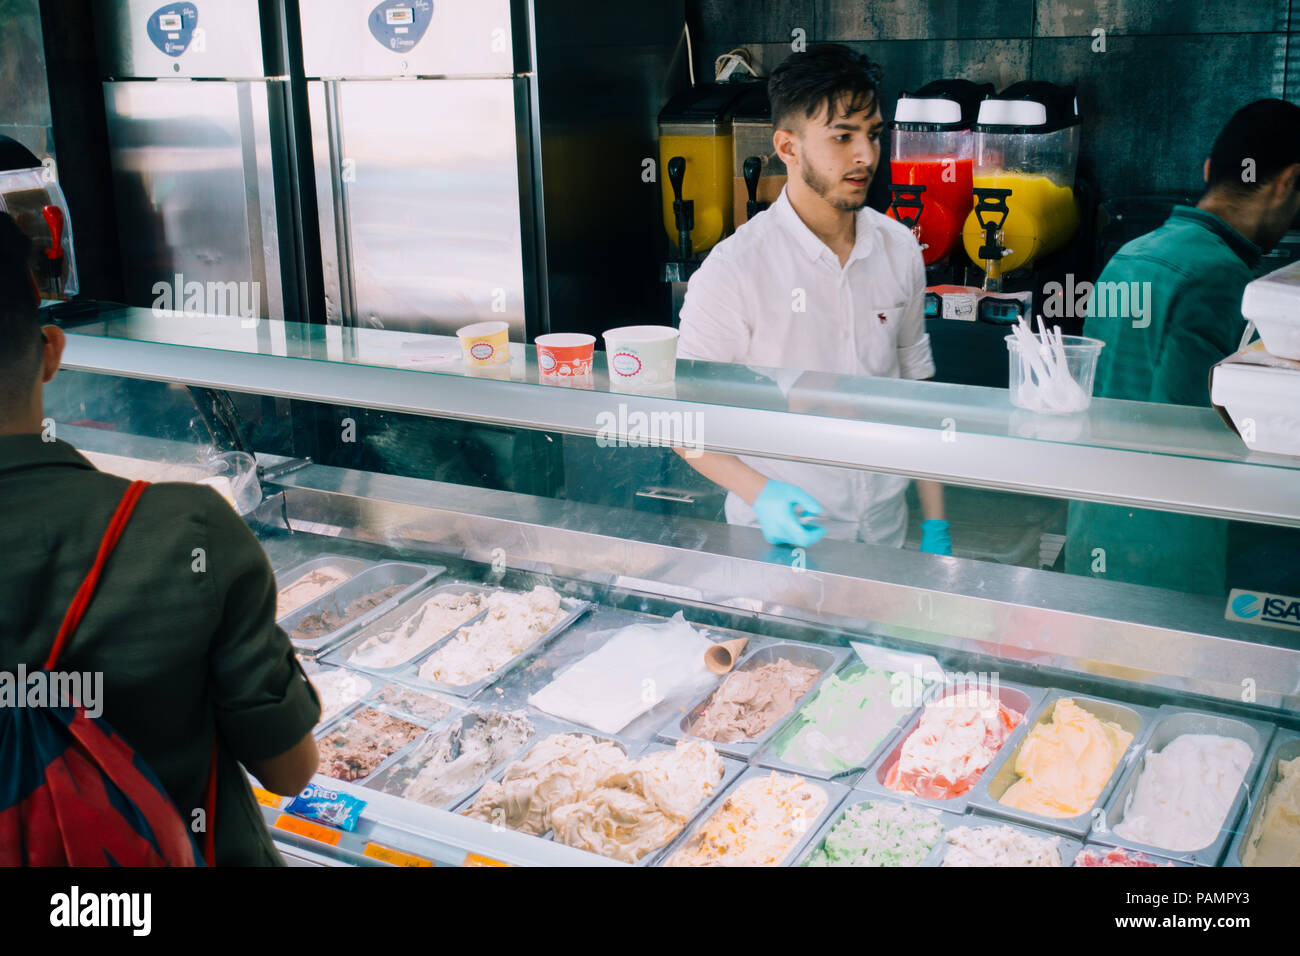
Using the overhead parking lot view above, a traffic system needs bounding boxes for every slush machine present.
[887,80,992,269]
[962,82,1081,294]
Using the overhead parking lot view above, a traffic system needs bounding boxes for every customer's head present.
[768,44,885,213]
[1203,99,1300,252]
[0,211,62,434]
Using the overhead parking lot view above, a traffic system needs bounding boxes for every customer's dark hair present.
[0,211,42,411]
[1207,99,1300,195]
[768,44,884,133]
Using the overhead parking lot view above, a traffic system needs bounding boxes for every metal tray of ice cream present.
[446,729,740,866]
[397,591,591,699]
[854,677,1047,816]
[754,655,937,783]
[300,661,383,726]
[628,746,748,867]
[656,641,851,760]
[324,582,501,674]
[274,554,373,621]
[933,811,1083,866]
[794,792,966,867]
[364,682,463,727]
[283,562,444,657]
[311,699,434,787]
[968,690,1158,838]
[1073,841,1195,867]
[1091,705,1276,866]
[360,704,539,812]
[451,721,650,818]
[1223,730,1300,867]
[654,764,852,867]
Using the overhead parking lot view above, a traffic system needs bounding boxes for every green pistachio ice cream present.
[775,666,920,773]
[802,801,944,867]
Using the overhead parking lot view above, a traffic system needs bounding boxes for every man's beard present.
[800,153,870,212]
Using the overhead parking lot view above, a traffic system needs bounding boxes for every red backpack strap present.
[43,479,221,865]
[44,480,148,669]
[204,739,218,866]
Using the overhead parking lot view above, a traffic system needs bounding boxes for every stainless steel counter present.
[59,307,1300,528]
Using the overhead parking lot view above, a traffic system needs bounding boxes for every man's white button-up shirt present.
[677,186,936,546]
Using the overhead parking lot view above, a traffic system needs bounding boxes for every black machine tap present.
[971,186,1013,291]
[743,156,767,219]
[887,183,928,250]
[667,156,694,259]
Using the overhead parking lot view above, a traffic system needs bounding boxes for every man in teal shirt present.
[1065,99,1300,595]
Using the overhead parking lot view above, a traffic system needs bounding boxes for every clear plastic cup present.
[1005,333,1104,414]
[201,450,262,514]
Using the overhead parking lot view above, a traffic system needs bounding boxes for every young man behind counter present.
[0,212,320,865]
[674,44,951,555]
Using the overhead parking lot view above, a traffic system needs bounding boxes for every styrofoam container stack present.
[1211,261,1300,457]
[1242,260,1300,361]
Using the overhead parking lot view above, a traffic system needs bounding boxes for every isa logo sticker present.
[1226,589,1300,631]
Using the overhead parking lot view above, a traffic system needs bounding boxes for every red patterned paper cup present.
[536,333,595,382]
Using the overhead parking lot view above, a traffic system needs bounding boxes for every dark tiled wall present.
[694,0,1291,203]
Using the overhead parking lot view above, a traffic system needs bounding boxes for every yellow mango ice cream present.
[998,698,1133,817]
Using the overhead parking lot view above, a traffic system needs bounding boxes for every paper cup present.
[602,325,679,391]
[536,333,595,384]
[457,321,510,367]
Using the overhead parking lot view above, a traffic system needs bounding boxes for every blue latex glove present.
[920,519,953,556]
[752,480,827,547]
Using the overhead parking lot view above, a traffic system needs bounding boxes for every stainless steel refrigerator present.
[95,0,299,321]
[90,0,684,336]
[299,0,534,337]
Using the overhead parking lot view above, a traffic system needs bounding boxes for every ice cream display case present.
[42,304,1300,867]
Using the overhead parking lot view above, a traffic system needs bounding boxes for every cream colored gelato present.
[348,590,484,668]
[551,741,725,863]
[665,772,829,867]
[308,668,373,723]
[999,698,1133,817]
[1114,733,1253,852]
[418,586,565,686]
[1243,755,1300,867]
[461,732,627,835]
[942,824,1063,866]
[277,566,352,618]
[688,658,821,743]
[399,710,534,809]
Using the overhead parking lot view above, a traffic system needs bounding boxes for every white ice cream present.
[348,590,484,668]
[418,586,565,686]
[528,613,716,734]
[309,668,373,723]
[1114,733,1253,852]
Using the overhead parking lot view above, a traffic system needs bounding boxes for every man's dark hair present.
[0,211,42,412]
[1207,99,1300,195]
[768,44,884,132]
